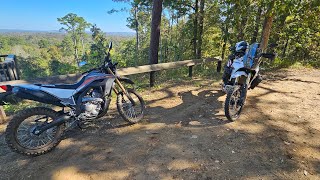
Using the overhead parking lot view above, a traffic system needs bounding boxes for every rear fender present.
[0,91,20,105]
[11,86,65,106]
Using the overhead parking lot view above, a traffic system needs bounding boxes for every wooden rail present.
[0,57,220,86]
[0,57,220,123]
[119,58,218,75]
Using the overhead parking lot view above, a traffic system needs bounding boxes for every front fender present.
[231,71,247,79]
[118,76,134,84]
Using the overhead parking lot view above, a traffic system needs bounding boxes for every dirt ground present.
[0,69,319,180]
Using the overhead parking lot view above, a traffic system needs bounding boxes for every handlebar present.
[82,41,117,75]
[260,52,277,61]
[82,67,101,75]
[82,61,119,75]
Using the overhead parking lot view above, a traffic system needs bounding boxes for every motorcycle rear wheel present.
[5,107,64,156]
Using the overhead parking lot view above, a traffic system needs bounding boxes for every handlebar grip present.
[261,53,275,59]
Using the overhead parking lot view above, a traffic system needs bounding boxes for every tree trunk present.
[196,0,205,59]
[218,23,229,73]
[218,42,226,73]
[251,6,262,44]
[221,42,227,61]
[260,1,275,51]
[237,16,247,40]
[81,37,84,56]
[134,5,139,66]
[169,13,174,61]
[73,38,79,66]
[221,24,228,60]
[149,0,163,87]
[193,0,199,58]
[282,37,289,57]
[135,5,139,53]
[260,15,274,51]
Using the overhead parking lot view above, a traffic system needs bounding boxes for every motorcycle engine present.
[80,90,103,119]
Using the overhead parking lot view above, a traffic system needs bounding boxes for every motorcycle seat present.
[34,76,85,90]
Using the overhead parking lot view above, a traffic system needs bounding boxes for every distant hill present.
[0,29,135,37]
[0,29,62,33]
[105,32,135,37]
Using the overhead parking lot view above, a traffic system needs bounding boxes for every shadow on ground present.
[0,69,319,179]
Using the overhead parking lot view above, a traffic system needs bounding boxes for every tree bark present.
[73,38,79,66]
[282,37,289,57]
[260,1,275,51]
[251,6,262,44]
[193,0,199,58]
[134,5,139,66]
[221,24,228,61]
[81,37,84,56]
[196,0,205,59]
[237,16,248,40]
[149,0,163,87]
[134,5,139,53]
[260,15,274,51]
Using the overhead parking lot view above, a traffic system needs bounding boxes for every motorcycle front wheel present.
[224,85,245,121]
[5,107,64,156]
[116,89,145,123]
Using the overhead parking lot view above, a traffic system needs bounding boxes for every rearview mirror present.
[229,46,235,51]
[79,61,87,67]
[261,53,276,61]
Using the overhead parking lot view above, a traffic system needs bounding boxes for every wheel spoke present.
[18,134,29,140]
[132,108,137,118]
[118,90,144,123]
[127,106,132,118]
[226,88,243,120]
[130,108,135,118]
[16,114,58,149]
[21,137,31,145]
[40,139,46,146]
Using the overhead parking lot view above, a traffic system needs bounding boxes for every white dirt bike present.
[224,42,277,121]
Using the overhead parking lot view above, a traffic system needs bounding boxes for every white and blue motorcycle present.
[223,41,276,121]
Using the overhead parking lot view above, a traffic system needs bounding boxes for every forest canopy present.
[0,0,319,79]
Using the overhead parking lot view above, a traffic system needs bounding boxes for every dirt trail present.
[0,69,319,180]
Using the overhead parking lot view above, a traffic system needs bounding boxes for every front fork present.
[235,73,251,106]
[107,68,136,106]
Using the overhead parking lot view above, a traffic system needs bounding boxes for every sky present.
[0,0,133,32]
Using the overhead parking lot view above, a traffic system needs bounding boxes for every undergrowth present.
[5,58,317,115]
[3,62,222,115]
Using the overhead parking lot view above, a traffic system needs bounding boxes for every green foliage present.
[38,39,50,48]
[0,0,318,82]
[58,13,92,66]
[50,60,78,76]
